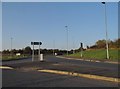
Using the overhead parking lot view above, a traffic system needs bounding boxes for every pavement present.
[56,56,119,64]
[1,55,119,87]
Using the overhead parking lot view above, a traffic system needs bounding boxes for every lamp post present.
[39,43,40,61]
[65,26,68,56]
[53,40,55,55]
[72,37,75,54]
[10,37,13,58]
[73,41,75,54]
[102,2,109,59]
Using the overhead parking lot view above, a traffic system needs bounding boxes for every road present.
[1,58,32,65]
[2,55,119,87]
[45,55,118,69]
[44,55,118,78]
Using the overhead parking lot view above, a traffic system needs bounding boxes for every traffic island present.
[38,69,120,83]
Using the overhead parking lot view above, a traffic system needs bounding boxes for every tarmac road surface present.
[2,55,119,87]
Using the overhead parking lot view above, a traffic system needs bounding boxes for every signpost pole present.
[32,44,34,61]
[39,43,41,61]
[80,43,83,58]
[31,42,42,61]
[80,48,82,58]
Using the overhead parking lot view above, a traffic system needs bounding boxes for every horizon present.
[1,38,120,51]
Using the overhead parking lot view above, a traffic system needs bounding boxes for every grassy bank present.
[1,55,31,61]
[68,49,119,61]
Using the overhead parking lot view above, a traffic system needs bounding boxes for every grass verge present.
[68,49,119,61]
[1,55,31,61]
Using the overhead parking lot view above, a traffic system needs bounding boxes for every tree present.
[24,46,32,55]
[12,49,17,54]
[2,49,10,54]
[18,49,23,54]
[115,38,120,48]
[95,40,106,48]
[89,39,119,49]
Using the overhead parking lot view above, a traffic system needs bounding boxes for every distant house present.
[55,53,57,56]
[16,53,21,56]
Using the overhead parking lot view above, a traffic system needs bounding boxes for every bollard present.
[40,54,43,61]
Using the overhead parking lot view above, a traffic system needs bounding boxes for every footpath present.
[56,56,119,64]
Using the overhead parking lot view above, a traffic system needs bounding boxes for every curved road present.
[2,55,119,87]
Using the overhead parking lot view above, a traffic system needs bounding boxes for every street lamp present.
[10,37,13,58]
[53,40,55,55]
[65,26,68,56]
[73,40,75,54]
[102,2,109,59]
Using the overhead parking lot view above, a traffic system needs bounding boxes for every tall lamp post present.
[65,26,68,56]
[53,40,55,55]
[10,37,13,58]
[102,2,109,59]
[72,36,75,54]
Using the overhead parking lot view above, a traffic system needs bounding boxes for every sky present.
[2,2,118,51]
[0,2,2,51]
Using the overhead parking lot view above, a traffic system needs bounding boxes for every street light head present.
[65,26,68,28]
[102,2,105,4]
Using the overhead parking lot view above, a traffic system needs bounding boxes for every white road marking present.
[0,66,13,70]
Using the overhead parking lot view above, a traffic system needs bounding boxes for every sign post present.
[39,44,40,61]
[31,42,42,61]
[39,42,42,61]
[80,43,83,58]
[32,44,34,61]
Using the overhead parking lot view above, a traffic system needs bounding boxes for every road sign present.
[31,41,42,62]
[81,43,83,48]
[80,42,83,58]
[102,2,105,4]
[31,42,42,45]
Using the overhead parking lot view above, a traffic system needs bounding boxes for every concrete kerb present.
[38,69,120,83]
[56,56,119,64]
[1,64,119,83]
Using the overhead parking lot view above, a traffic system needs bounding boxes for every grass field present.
[1,55,31,61]
[68,49,119,61]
